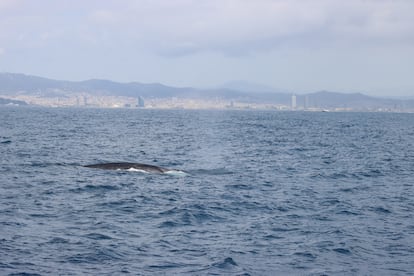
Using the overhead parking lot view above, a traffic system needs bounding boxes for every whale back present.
[84,162,168,173]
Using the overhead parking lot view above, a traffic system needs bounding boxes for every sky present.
[0,0,413,96]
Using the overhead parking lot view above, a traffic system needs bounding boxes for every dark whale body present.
[84,162,169,173]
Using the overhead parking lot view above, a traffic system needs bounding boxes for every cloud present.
[79,0,414,56]
[0,0,21,11]
[89,9,119,24]
[2,0,414,57]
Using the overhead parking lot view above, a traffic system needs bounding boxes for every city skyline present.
[1,72,413,112]
[1,0,414,97]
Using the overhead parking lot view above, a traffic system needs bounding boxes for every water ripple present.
[1,108,413,275]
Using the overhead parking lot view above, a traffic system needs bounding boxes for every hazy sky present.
[1,0,413,96]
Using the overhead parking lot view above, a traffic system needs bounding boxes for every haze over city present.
[1,0,413,97]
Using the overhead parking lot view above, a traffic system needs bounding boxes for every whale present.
[84,162,171,173]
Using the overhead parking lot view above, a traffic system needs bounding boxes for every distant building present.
[291,95,297,110]
[304,95,309,109]
[137,96,145,108]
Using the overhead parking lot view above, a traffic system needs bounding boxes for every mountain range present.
[0,73,413,111]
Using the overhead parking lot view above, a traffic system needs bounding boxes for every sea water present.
[1,107,413,275]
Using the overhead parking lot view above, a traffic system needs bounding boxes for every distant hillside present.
[0,97,28,106]
[0,72,285,101]
[1,73,413,110]
[0,73,183,98]
[295,91,412,110]
[0,73,61,92]
[220,80,285,93]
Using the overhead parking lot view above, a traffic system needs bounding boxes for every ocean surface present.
[1,107,413,275]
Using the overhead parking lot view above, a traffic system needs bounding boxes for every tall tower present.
[291,94,297,110]
[137,96,145,108]
[304,95,309,110]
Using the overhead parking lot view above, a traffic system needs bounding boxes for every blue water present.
[1,107,414,275]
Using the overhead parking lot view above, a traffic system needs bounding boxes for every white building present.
[291,95,297,110]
